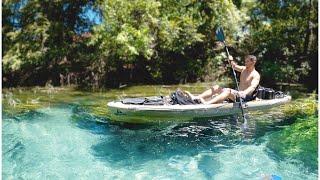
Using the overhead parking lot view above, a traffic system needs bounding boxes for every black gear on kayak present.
[170,89,201,105]
[121,96,165,105]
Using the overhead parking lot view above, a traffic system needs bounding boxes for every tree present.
[2,0,98,86]
[245,0,318,88]
[90,0,247,84]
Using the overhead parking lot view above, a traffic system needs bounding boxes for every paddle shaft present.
[222,41,246,120]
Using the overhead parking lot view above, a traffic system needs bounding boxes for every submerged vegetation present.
[267,94,318,171]
[2,85,318,171]
[2,0,318,90]
[268,116,317,170]
[2,83,212,116]
[2,0,318,174]
[283,93,317,118]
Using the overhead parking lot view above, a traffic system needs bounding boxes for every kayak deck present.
[107,96,291,123]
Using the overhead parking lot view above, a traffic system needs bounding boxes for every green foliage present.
[2,0,318,88]
[2,0,96,86]
[92,0,161,62]
[283,93,317,118]
[90,0,247,84]
[3,12,50,71]
[267,94,318,170]
[245,0,318,85]
[267,115,318,170]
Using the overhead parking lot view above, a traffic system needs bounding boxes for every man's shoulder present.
[246,69,260,78]
[253,70,260,78]
[244,68,260,76]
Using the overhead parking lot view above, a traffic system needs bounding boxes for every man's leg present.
[184,85,225,104]
[184,91,205,104]
[196,85,222,100]
[204,88,236,104]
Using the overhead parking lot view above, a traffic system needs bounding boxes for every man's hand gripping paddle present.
[215,27,248,125]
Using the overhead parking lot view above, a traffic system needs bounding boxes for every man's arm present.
[229,56,245,72]
[242,73,260,96]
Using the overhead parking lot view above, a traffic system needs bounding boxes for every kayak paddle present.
[215,27,247,123]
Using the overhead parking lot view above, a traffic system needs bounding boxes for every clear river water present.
[2,84,317,179]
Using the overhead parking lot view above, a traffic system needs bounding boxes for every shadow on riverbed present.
[70,105,299,169]
[71,106,242,168]
[3,103,308,173]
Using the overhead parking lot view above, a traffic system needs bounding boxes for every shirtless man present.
[187,55,260,104]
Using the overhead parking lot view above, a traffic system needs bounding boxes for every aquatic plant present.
[283,93,317,118]
[267,94,318,171]
[267,115,318,171]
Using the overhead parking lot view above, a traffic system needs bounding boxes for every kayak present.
[107,95,291,123]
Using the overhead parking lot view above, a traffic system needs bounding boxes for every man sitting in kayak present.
[186,55,260,104]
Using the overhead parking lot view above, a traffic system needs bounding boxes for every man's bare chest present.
[240,71,253,84]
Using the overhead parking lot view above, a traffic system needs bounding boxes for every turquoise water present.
[2,86,318,179]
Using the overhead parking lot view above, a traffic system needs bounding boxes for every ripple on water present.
[2,105,318,179]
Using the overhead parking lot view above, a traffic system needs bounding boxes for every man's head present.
[244,55,257,68]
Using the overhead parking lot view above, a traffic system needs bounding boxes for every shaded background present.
[2,0,318,90]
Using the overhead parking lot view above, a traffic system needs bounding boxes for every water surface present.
[2,85,317,179]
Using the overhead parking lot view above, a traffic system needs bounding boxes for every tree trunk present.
[303,0,312,55]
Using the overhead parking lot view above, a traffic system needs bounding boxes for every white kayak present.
[107,96,291,123]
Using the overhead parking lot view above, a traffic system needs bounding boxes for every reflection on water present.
[2,86,318,179]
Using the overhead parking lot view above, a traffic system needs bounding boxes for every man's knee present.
[211,85,222,93]
[212,85,220,89]
[225,88,237,99]
[222,88,231,94]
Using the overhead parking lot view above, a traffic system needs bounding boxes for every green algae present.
[283,93,317,118]
[2,85,318,172]
[2,83,223,117]
[267,115,318,171]
[266,94,318,171]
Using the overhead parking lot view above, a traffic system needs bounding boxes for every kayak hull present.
[107,96,291,123]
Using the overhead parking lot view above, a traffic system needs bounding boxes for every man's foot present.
[184,91,205,104]
[196,97,206,104]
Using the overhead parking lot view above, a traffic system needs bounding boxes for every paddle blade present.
[215,27,225,42]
